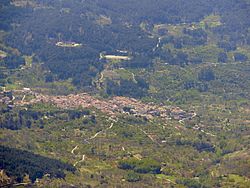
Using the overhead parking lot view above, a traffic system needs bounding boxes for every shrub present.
[198,68,215,81]
[134,158,161,174]
[118,158,139,170]
[125,172,141,182]
[118,158,161,174]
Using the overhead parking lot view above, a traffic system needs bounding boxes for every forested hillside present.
[0,0,250,187]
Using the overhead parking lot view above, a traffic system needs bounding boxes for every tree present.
[125,172,141,182]
[134,158,161,174]
[118,158,138,170]
[118,158,161,174]
[218,52,228,63]
[234,53,248,62]
[198,68,215,81]
[217,41,236,52]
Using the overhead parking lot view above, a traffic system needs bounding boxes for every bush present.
[118,158,161,174]
[198,68,215,81]
[118,158,139,170]
[218,52,228,63]
[176,178,204,188]
[125,172,141,182]
[134,158,161,174]
[234,53,248,62]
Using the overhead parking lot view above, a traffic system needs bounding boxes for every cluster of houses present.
[0,88,33,108]
[0,93,12,105]
[0,87,196,122]
[16,91,195,121]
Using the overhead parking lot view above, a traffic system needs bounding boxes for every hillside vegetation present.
[0,0,250,187]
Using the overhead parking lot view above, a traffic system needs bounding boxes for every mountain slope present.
[0,0,250,187]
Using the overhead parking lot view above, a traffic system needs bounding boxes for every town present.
[1,88,196,122]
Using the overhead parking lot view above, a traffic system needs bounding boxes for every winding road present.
[84,120,116,143]
[71,145,79,155]
[74,155,85,167]
[72,119,118,167]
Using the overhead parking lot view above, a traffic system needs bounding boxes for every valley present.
[0,0,250,187]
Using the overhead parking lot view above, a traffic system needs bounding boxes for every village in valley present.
[0,87,196,122]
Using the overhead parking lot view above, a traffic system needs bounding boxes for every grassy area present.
[200,14,222,28]
[183,44,223,62]
[220,174,250,187]
[156,174,177,184]
[164,24,185,37]
[23,55,33,67]
[5,83,23,90]
[114,69,135,81]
